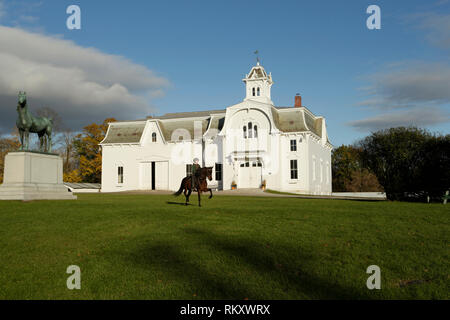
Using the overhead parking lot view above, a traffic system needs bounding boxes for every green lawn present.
[0,193,448,300]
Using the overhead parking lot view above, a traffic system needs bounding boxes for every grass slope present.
[0,193,448,299]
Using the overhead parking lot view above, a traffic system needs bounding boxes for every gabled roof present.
[100,122,146,144]
[204,115,225,138]
[157,118,210,142]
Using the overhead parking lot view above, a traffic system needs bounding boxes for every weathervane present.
[254,50,260,64]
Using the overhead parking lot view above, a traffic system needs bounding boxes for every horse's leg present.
[183,184,189,205]
[198,190,201,207]
[187,187,192,204]
[208,188,213,199]
[39,135,44,152]
[19,129,24,150]
[47,128,52,153]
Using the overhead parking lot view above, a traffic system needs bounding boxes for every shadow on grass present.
[166,201,190,206]
[124,227,373,299]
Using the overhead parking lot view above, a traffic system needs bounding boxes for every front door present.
[238,160,262,188]
[140,161,168,190]
[151,162,156,190]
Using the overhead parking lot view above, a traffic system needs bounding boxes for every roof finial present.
[254,50,260,65]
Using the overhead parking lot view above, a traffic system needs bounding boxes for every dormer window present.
[257,87,260,96]
[152,132,157,142]
[252,88,256,96]
[243,123,257,139]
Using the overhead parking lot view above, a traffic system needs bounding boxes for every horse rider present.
[191,158,201,190]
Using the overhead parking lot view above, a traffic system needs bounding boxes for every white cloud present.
[0,26,170,133]
[351,61,450,131]
[406,12,450,49]
[348,106,450,132]
[360,61,450,109]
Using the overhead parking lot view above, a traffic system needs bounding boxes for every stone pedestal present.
[0,152,77,201]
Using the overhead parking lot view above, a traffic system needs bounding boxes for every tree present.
[69,118,116,183]
[358,127,433,200]
[60,129,77,174]
[332,145,381,192]
[346,168,382,192]
[36,107,81,177]
[419,134,450,200]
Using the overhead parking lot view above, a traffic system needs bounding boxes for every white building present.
[100,62,333,194]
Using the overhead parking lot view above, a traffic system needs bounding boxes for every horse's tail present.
[173,178,185,196]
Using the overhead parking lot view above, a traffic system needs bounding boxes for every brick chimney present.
[295,94,302,107]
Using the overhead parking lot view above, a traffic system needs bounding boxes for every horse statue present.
[16,91,53,153]
[173,167,214,207]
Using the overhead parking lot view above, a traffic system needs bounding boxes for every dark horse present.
[173,167,213,207]
[16,91,53,153]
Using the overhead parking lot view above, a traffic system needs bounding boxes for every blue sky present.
[0,0,449,146]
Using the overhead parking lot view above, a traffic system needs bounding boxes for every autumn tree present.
[68,118,116,183]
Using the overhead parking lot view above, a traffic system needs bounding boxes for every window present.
[320,160,323,183]
[257,87,260,96]
[186,164,192,177]
[312,158,316,181]
[290,160,298,179]
[252,87,256,96]
[179,136,184,141]
[118,166,124,184]
[290,139,297,152]
[215,163,222,181]
[243,126,247,138]
[254,125,258,138]
[248,122,253,138]
[152,132,157,142]
[245,162,250,167]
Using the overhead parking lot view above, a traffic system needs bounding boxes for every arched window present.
[152,132,157,142]
[257,87,260,96]
[248,122,253,138]
[243,126,247,139]
[254,125,258,138]
[252,88,256,96]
